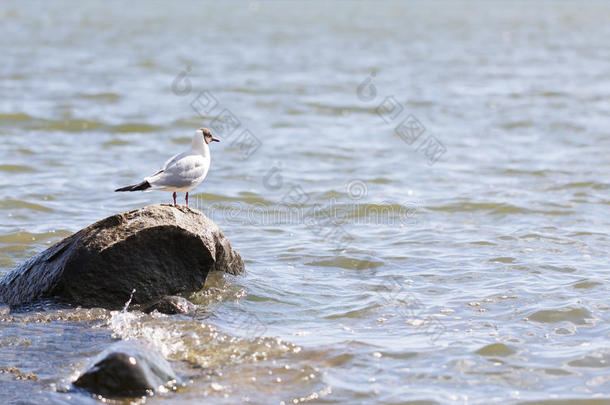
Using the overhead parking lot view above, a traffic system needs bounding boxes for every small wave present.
[0,164,36,173]
[172,117,218,128]
[549,121,586,132]
[102,139,130,147]
[0,200,54,213]
[305,257,384,270]
[271,121,304,128]
[556,181,609,191]
[171,136,192,145]
[0,229,71,244]
[76,92,121,102]
[27,118,160,133]
[502,169,561,177]
[370,177,392,184]
[528,306,593,325]
[500,120,534,130]
[30,118,104,132]
[0,112,33,123]
[323,299,382,319]
[16,148,35,155]
[469,240,497,246]
[428,202,526,214]
[475,343,514,357]
[539,265,577,273]
[567,351,610,368]
[539,91,566,98]
[488,257,515,264]
[299,151,354,161]
[302,102,380,116]
[110,123,161,133]
[229,86,271,95]
[572,280,603,290]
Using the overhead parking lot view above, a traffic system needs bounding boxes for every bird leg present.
[186,192,189,207]
[172,192,177,206]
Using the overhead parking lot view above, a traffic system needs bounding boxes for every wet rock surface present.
[142,295,196,315]
[0,204,244,309]
[73,342,179,398]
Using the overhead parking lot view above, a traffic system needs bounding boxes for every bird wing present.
[140,152,181,182]
[161,152,184,171]
[146,153,209,190]
[142,152,183,185]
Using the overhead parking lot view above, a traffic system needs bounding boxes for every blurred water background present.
[0,1,609,404]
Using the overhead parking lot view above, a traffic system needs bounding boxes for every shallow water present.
[1,1,609,404]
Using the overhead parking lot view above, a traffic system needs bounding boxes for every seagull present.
[115,127,220,206]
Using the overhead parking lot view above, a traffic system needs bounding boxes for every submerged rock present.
[142,295,196,315]
[73,342,178,398]
[0,204,243,309]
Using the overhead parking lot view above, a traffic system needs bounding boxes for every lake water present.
[1,1,609,404]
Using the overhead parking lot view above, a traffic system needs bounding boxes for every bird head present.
[198,128,220,144]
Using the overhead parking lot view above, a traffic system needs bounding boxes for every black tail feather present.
[115,181,151,192]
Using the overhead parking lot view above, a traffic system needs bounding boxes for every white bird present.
[115,127,220,206]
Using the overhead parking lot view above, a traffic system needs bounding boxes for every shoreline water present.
[1,1,609,403]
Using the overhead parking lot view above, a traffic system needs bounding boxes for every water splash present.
[123,288,136,312]
[107,289,187,359]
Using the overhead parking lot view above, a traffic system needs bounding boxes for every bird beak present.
[212,137,220,142]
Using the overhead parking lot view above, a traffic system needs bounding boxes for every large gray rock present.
[73,341,179,398]
[0,204,243,309]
